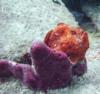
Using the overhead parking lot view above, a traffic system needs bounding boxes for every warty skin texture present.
[44,23,89,76]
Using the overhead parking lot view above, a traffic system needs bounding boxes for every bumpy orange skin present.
[44,23,89,64]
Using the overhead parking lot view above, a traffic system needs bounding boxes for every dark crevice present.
[53,0,100,32]
[61,0,94,27]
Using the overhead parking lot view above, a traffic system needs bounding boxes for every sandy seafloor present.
[0,0,100,94]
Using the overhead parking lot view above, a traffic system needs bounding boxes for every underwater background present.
[0,0,100,94]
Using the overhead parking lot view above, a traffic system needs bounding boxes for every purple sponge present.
[72,58,87,76]
[0,60,12,78]
[0,42,72,92]
[30,41,72,90]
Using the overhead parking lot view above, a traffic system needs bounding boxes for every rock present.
[0,0,78,60]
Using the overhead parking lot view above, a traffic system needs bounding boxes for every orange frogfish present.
[44,23,89,64]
